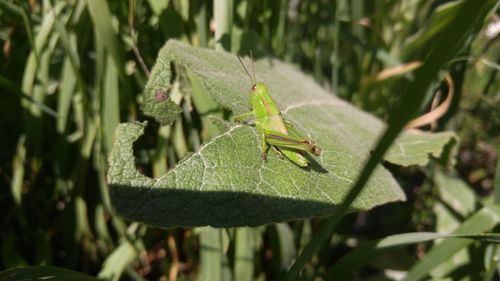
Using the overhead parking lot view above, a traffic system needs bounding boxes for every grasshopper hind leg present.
[264,129,321,157]
[271,145,285,159]
[279,147,308,167]
[284,121,321,156]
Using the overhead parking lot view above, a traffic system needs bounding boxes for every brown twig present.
[375,61,422,81]
[128,0,150,78]
[167,235,179,281]
[404,72,454,130]
[429,90,442,131]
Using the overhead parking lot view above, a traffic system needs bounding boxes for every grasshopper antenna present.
[250,51,256,84]
[237,54,256,85]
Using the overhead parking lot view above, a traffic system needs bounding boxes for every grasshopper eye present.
[251,84,257,92]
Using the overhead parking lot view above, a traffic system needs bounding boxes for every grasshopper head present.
[251,82,268,96]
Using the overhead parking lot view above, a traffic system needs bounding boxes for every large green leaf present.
[386,131,458,166]
[108,41,456,227]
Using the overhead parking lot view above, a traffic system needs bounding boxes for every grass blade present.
[85,0,126,80]
[234,228,254,281]
[199,227,223,281]
[214,0,233,51]
[0,266,101,281]
[102,54,120,152]
[10,135,26,205]
[405,206,500,281]
[0,0,39,62]
[57,56,77,133]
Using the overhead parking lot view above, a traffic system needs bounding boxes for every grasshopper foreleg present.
[234,111,254,123]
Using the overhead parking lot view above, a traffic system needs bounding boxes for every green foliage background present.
[0,0,499,280]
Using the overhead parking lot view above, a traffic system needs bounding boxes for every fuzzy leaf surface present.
[108,41,454,227]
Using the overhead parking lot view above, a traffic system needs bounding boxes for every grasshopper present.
[234,55,321,167]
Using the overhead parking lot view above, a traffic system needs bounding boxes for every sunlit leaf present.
[109,41,458,227]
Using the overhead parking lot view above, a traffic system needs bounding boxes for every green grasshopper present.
[234,55,321,167]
